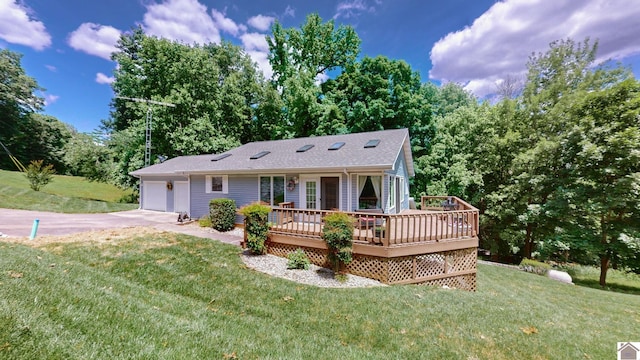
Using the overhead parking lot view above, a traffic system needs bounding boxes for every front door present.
[173,181,189,214]
[300,176,340,210]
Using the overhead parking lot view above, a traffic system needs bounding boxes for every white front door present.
[142,181,166,211]
[173,181,189,213]
[300,178,319,210]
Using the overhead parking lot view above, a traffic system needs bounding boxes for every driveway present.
[0,208,242,246]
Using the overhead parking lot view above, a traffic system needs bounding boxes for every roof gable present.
[131,128,414,176]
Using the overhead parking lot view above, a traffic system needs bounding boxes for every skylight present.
[328,142,345,150]
[250,151,270,160]
[364,139,380,148]
[211,153,232,162]
[297,144,314,152]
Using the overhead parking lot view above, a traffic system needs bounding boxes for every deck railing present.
[269,196,478,247]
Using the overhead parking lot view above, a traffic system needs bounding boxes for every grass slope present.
[2,234,639,359]
[0,169,137,213]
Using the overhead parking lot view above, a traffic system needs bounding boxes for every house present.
[130,128,414,221]
[619,343,639,360]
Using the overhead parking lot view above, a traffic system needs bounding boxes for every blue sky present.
[2,0,640,133]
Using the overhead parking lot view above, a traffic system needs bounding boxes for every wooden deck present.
[260,196,479,290]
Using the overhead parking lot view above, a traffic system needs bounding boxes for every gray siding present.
[190,175,258,220]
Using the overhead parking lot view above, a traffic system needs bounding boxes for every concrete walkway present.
[0,208,243,246]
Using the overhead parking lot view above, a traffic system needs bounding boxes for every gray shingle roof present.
[130,128,414,177]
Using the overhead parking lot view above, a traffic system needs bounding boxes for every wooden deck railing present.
[269,196,478,247]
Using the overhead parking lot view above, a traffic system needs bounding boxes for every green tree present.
[108,29,265,187]
[267,13,360,137]
[63,131,113,181]
[0,49,44,170]
[485,39,630,259]
[558,78,640,286]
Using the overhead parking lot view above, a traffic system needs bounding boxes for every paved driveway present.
[0,208,242,245]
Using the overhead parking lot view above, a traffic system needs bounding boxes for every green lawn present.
[0,169,137,213]
[2,233,639,359]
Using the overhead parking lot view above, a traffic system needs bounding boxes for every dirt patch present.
[0,226,168,248]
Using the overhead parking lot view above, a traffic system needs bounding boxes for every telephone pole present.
[116,96,175,167]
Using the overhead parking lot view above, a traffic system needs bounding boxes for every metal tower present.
[116,96,175,167]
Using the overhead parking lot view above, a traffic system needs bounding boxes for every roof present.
[130,128,414,177]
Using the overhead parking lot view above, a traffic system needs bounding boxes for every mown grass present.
[0,169,137,213]
[2,234,639,359]
[559,263,640,295]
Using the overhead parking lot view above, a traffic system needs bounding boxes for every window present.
[389,176,396,210]
[328,142,345,150]
[297,144,314,152]
[358,175,382,209]
[205,175,228,194]
[260,176,285,205]
[364,139,380,148]
[250,151,270,159]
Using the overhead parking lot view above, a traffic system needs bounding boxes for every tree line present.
[1,14,638,285]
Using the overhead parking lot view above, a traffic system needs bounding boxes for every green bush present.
[238,202,271,255]
[287,249,311,270]
[520,258,552,275]
[209,198,236,232]
[322,211,355,275]
[25,160,55,191]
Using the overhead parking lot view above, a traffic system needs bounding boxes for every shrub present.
[322,211,355,275]
[238,202,271,255]
[287,249,311,270]
[25,160,55,191]
[209,198,237,232]
[198,215,212,228]
[520,258,552,275]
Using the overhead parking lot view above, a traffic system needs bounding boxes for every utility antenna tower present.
[116,96,175,167]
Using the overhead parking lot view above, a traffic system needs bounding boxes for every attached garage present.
[142,181,167,211]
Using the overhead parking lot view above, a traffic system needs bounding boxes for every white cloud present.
[429,0,640,98]
[241,32,269,52]
[211,8,246,36]
[143,0,221,44]
[333,0,378,20]
[45,64,56,72]
[43,94,59,106]
[0,0,51,50]
[95,72,115,84]
[68,23,121,60]
[246,50,273,79]
[247,15,274,32]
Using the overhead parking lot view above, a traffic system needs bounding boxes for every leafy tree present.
[108,29,265,187]
[63,131,113,181]
[557,78,640,286]
[267,13,360,137]
[0,49,44,170]
[11,113,73,173]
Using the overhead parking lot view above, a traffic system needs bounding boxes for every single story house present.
[130,128,414,221]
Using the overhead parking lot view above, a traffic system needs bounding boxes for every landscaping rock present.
[547,269,573,284]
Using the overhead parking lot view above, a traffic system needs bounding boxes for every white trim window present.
[260,176,285,206]
[206,175,228,194]
[357,175,382,210]
[389,175,396,211]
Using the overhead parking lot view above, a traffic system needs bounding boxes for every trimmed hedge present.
[209,198,236,232]
[238,202,271,254]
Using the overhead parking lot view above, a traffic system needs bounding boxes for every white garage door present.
[142,181,167,211]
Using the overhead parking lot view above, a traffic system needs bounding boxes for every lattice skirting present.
[266,241,477,291]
